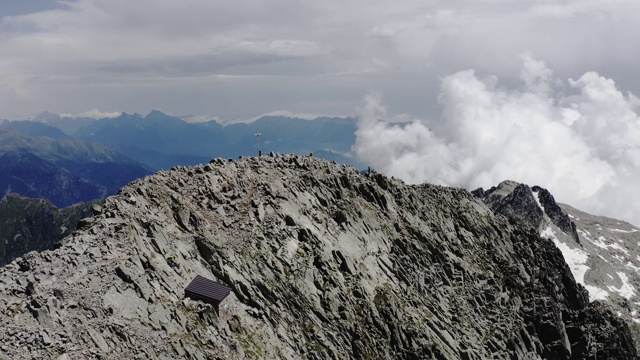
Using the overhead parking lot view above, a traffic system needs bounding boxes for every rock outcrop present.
[0,156,636,359]
[472,180,579,244]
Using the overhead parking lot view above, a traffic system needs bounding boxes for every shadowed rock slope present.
[0,156,636,359]
[0,193,99,266]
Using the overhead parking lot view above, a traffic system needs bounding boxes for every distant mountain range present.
[13,110,364,170]
[1,111,364,207]
[73,110,361,170]
[0,128,151,207]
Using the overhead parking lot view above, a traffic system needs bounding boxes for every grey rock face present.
[473,180,579,243]
[532,186,580,243]
[0,156,636,359]
[474,181,544,231]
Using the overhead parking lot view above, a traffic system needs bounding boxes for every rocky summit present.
[0,155,636,359]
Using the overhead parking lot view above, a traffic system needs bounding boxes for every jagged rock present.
[532,186,580,243]
[474,181,544,231]
[474,180,579,244]
[86,327,109,353]
[0,157,636,359]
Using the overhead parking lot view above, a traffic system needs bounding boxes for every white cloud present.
[4,1,640,119]
[354,57,640,226]
[59,109,121,119]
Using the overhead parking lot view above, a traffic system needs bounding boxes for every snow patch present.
[577,229,592,242]
[609,228,639,233]
[542,226,589,284]
[584,285,609,301]
[610,243,630,255]
[531,190,544,211]
[587,235,629,254]
[589,236,608,249]
[626,262,640,272]
[609,272,635,299]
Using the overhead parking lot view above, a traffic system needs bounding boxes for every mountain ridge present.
[473,179,640,352]
[0,193,98,267]
[0,129,151,207]
[0,155,635,359]
[11,111,363,170]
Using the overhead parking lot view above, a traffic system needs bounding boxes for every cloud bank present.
[354,56,640,226]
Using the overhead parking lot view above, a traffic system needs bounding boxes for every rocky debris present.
[0,155,636,359]
[0,193,99,266]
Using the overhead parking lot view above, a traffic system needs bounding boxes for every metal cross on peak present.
[255,131,262,156]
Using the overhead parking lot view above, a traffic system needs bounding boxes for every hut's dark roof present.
[184,275,231,302]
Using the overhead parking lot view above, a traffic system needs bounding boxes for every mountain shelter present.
[184,275,232,313]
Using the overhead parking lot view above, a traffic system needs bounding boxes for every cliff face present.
[0,156,636,359]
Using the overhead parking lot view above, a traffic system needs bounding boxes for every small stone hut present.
[184,275,232,313]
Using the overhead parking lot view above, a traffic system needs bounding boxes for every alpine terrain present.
[0,156,636,359]
[473,180,640,352]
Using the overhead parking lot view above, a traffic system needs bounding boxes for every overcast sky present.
[2,1,640,224]
[1,0,639,120]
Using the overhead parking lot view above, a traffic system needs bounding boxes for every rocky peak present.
[475,180,640,353]
[473,180,544,231]
[473,180,580,244]
[532,185,579,242]
[0,155,636,359]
